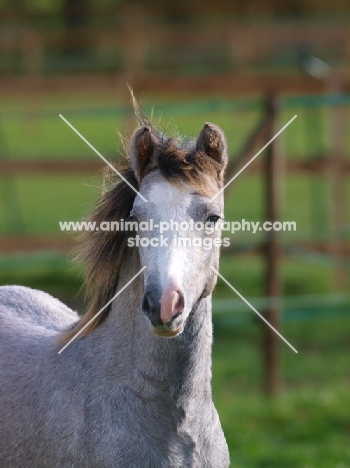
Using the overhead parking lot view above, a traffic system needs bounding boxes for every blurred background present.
[1,1,350,466]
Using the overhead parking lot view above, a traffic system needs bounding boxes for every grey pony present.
[0,118,230,467]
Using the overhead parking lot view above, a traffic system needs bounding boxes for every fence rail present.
[1,14,350,80]
[1,157,350,176]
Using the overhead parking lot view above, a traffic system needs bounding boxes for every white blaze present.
[147,179,193,290]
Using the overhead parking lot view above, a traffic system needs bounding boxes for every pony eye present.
[206,215,221,224]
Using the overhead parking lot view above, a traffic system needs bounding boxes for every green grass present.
[0,251,82,304]
[212,319,350,467]
[0,174,100,234]
[2,93,350,161]
[1,115,125,160]
[216,255,333,298]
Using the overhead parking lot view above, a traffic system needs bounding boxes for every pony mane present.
[60,105,223,344]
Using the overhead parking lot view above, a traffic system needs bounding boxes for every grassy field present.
[2,91,350,161]
[212,320,350,467]
[1,91,350,467]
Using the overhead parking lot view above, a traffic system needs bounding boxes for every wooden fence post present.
[263,93,283,397]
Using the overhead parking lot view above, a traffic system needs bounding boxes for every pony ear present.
[196,122,228,177]
[129,126,159,182]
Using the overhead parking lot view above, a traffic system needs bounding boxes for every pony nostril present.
[175,291,185,312]
[170,290,184,318]
[144,291,160,311]
[142,291,163,327]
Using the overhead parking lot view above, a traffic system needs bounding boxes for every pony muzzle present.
[142,285,185,336]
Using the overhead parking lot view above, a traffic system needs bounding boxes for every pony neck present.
[102,248,214,409]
